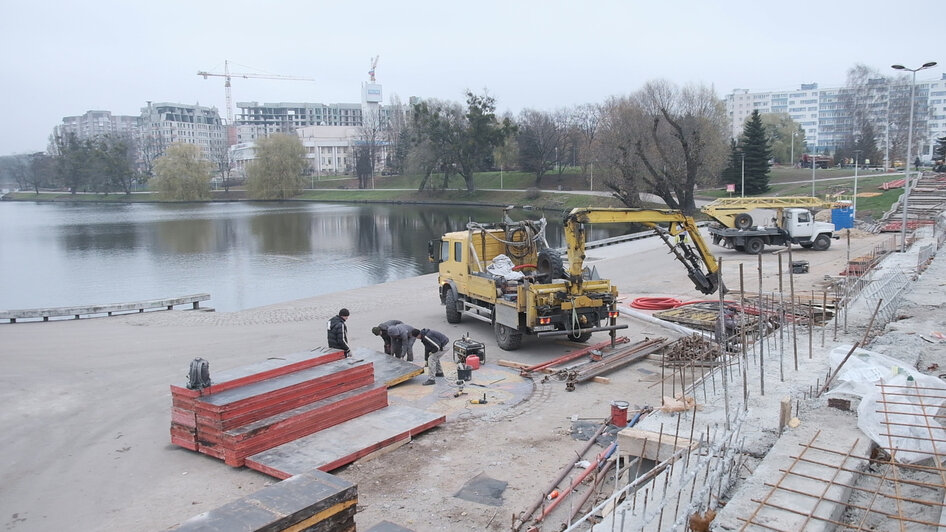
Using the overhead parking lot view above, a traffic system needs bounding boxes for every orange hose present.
[630,297,683,310]
[629,298,732,310]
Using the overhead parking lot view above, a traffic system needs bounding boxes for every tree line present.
[5,64,933,209]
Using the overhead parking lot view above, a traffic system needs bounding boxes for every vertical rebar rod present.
[821,290,828,348]
[788,245,799,371]
[758,253,764,396]
[809,290,814,359]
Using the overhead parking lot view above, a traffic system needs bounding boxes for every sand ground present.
[0,227,909,531]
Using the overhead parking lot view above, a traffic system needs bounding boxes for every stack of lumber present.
[173,469,358,532]
[170,347,443,472]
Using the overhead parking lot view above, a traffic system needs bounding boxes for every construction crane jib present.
[368,55,379,83]
[196,60,315,125]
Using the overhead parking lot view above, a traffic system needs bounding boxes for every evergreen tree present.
[719,139,742,191]
[740,110,771,194]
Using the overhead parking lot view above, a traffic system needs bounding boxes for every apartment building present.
[140,102,227,162]
[234,102,364,143]
[54,110,140,143]
[726,73,946,162]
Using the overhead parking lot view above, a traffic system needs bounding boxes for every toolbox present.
[791,260,809,274]
[453,333,486,364]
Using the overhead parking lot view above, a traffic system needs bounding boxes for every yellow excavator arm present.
[562,208,721,295]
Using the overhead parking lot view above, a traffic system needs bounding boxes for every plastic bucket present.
[465,355,481,370]
[457,366,472,381]
[610,400,629,426]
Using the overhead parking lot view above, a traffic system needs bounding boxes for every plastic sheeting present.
[826,344,946,463]
[486,254,524,281]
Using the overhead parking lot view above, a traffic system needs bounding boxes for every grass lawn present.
[6,165,909,219]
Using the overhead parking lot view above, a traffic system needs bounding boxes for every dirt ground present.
[0,226,899,532]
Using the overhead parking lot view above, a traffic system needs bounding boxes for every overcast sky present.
[1,0,941,155]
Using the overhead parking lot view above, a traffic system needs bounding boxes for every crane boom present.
[368,55,379,82]
[196,60,315,126]
[563,208,721,295]
[700,196,837,229]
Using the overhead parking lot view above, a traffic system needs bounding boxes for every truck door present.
[789,210,814,239]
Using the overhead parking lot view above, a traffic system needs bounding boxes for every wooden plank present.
[617,427,696,462]
[0,293,210,322]
[171,348,345,399]
[245,405,445,479]
[173,468,357,532]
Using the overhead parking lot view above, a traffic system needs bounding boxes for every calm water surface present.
[0,201,633,312]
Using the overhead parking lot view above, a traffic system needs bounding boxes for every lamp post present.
[790,130,797,168]
[741,152,745,198]
[891,61,937,252]
[810,153,816,197]
[852,149,862,220]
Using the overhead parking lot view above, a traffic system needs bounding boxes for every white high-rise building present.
[726,74,946,163]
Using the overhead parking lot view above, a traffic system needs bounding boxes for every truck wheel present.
[494,322,522,351]
[444,289,462,323]
[536,249,565,283]
[812,234,831,251]
[746,237,765,254]
[734,213,754,230]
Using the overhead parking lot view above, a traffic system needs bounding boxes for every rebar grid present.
[563,412,747,532]
[737,429,946,531]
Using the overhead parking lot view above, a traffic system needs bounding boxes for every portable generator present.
[453,333,486,364]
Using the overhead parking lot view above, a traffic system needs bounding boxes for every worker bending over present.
[385,322,416,361]
[371,319,403,355]
[413,328,449,385]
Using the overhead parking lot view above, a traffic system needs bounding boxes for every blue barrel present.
[832,207,854,229]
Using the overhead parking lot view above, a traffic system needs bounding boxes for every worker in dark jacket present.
[371,319,403,355]
[327,308,351,357]
[413,328,449,385]
[385,322,416,361]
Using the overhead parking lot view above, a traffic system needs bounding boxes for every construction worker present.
[385,322,416,361]
[413,328,449,385]
[327,308,351,357]
[371,319,403,355]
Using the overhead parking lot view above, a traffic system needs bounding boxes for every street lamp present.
[790,130,797,168]
[741,152,745,198]
[891,61,937,252]
[852,149,862,220]
[810,152,816,197]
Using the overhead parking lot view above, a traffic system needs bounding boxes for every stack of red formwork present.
[171,349,445,478]
[171,349,345,452]
[170,349,390,467]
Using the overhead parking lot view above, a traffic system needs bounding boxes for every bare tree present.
[597,95,647,207]
[572,103,601,183]
[630,80,729,213]
[516,108,561,185]
[357,108,385,189]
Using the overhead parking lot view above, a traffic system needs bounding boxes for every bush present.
[525,187,542,200]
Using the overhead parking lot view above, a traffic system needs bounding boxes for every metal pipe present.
[513,422,609,531]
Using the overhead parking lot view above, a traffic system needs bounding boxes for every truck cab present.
[781,208,835,250]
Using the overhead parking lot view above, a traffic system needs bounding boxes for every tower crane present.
[197,60,315,127]
[368,55,379,83]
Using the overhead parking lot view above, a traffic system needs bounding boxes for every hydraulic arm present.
[562,208,721,295]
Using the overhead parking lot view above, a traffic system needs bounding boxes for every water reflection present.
[0,201,635,312]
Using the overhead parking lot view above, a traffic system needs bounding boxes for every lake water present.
[0,201,635,312]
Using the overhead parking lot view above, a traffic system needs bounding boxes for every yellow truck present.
[428,207,721,350]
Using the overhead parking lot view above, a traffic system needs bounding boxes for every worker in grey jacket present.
[385,322,416,361]
[371,319,403,355]
[413,328,449,385]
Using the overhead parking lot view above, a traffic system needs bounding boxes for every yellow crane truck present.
[428,207,722,350]
[700,196,839,254]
